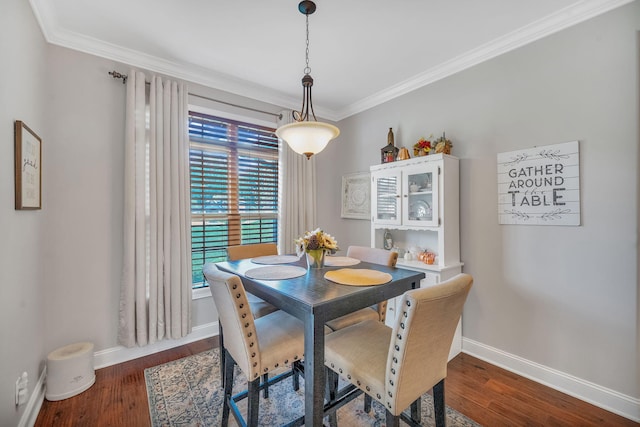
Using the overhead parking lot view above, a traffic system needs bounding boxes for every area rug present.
[145,348,481,426]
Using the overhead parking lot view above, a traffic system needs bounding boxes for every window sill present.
[192,287,211,300]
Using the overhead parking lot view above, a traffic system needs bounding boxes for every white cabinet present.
[371,162,439,228]
[402,163,439,227]
[370,154,463,361]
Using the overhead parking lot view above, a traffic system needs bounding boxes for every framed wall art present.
[14,120,42,210]
[341,171,370,220]
[497,140,580,225]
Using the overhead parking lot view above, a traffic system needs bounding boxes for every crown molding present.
[30,0,632,123]
[335,0,635,120]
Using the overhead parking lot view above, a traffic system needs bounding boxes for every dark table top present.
[216,256,425,322]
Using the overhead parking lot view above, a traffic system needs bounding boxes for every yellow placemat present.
[324,268,392,286]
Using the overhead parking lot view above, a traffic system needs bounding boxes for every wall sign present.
[497,141,580,226]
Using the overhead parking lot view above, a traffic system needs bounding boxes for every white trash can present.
[46,342,95,401]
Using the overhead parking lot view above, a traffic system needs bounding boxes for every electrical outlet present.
[15,372,28,406]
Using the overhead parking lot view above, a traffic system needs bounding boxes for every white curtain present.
[277,110,317,254]
[119,70,192,347]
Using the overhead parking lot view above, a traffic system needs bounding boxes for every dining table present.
[216,254,425,426]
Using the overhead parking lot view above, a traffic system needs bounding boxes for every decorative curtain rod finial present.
[108,70,128,84]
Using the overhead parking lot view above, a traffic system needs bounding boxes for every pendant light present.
[275,0,339,160]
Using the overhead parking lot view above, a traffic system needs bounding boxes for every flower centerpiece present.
[295,228,339,269]
[413,137,432,156]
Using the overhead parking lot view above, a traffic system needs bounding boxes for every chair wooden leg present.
[222,349,235,427]
[292,360,301,391]
[262,373,269,398]
[325,369,338,427]
[219,321,225,388]
[364,394,372,413]
[385,409,400,427]
[247,377,261,427]
[410,397,421,422]
[433,379,446,427]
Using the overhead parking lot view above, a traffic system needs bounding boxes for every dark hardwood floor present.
[35,337,637,426]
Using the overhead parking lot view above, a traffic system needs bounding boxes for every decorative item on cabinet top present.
[433,132,453,154]
[413,136,432,157]
[380,127,399,163]
[412,132,453,156]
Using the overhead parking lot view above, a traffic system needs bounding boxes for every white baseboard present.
[18,366,46,427]
[462,337,640,422]
[93,321,218,369]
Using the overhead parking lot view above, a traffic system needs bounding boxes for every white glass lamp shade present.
[276,121,340,159]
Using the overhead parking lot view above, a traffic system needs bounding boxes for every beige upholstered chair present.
[324,273,473,427]
[226,243,279,318]
[220,243,279,395]
[324,246,399,331]
[226,242,278,261]
[203,263,305,427]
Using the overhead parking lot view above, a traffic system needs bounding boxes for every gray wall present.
[0,1,47,426]
[317,2,639,398]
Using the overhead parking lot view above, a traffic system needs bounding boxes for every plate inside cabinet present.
[410,200,431,220]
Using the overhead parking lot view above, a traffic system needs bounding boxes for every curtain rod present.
[108,70,282,119]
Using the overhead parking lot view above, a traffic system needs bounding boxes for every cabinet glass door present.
[372,170,401,225]
[403,164,438,226]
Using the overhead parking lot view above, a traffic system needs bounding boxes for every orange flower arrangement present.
[413,137,432,156]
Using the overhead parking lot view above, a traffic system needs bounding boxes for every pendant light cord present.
[304,14,311,75]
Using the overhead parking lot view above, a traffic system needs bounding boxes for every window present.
[189,111,279,288]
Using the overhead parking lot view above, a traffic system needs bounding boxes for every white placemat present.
[245,265,307,280]
[251,255,300,265]
[325,256,361,267]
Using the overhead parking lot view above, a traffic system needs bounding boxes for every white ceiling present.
[29,0,631,121]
